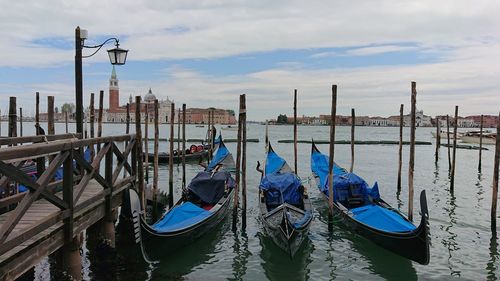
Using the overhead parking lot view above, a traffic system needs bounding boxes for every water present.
[3,122,499,280]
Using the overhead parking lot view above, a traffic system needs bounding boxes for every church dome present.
[144,88,156,102]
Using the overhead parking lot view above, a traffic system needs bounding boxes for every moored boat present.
[460,131,496,145]
[129,137,236,256]
[431,130,463,140]
[145,144,209,164]
[310,142,430,265]
[257,143,313,257]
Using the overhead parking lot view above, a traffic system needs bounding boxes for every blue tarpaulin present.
[207,142,229,171]
[260,172,302,206]
[265,149,286,174]
[152,202,211,233]
[311,149,379,202]
[351,204,416,232]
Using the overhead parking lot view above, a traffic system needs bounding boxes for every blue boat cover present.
[152,201,211,233]
[188,171,235,204]
[265,149,286,174]
[207,141,229,171]
[260,172,302,206]
[311,149,380,202]
[351,205,416,232]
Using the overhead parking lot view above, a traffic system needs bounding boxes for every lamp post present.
[74,26,128,136]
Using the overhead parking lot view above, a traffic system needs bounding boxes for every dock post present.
[177,107,181,157]
[350,108,355,173]
[90,93,95,161]
[65,111,68,133]
[19,107,23,137]
[294,89,298,175]
[182,104,186,190]
[168,102,175,208]
[241,95,247,230]
[102,145,116,249]
[124,103,130,178]
[435,116,440,162]
[397,104,403,192]
[447,114,451,171]
[408,82,416,222]
[328,85,337,231]
[265,119,269,152]
[491,112,500,230]
[48,96,55,136]
[97,90,104,149]
[450,106,458,192]
[233,95,244,231]
[144,104,149,183]
[8,97,17,140]
[135,96,145,209]
[61,236,82,281]
[35,92,44,175]
[479,114,484,172]
[153,100,159,218]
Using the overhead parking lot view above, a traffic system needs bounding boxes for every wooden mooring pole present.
[35,92,44,175]
[233,96,244,231]
[207,111,211,163]
[48,96,55,135]
[435,117,440,162]
[397,104,403,192]
[265,119,269,151]
[153,100,159,216]
[447,114,451,171]
[144,104,149,183]
[491,112,500,230]
[19,107,23,137]
[135,96,145,209]
[328,85,337,230]
[97,91,104,150]
[479,114,484,172]
[408,82,416,222]
[177,108,181,157]
[65,111,69,134]
[90,93,95,160]
[8,97,17,139]
[450,106,458,192]
[350,108,355,173]
[294,89,298,175]
[241,95,247,230]
[124,103,130,179]
[168,102,175,208]
[182,104,187,190]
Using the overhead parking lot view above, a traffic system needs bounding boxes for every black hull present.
[321,190,430,265]
[145,150,208,164]
[128,188,233,257]
[259,198,313,257]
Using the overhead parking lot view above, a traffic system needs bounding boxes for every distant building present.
[185,108,236,124]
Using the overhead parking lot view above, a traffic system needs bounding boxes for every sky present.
[0,0,499,120]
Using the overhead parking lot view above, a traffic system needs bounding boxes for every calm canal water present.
[4,122,499,280]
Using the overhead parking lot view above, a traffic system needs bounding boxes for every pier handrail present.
[0,133,82,146]
[0,133,137,256]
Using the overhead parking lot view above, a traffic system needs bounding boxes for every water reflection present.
[230,230,251,280]
[442,192,460,277]
[475,172,485,211]
[259,233,313,281]
[487,232,499,280]
[352,237,417,281]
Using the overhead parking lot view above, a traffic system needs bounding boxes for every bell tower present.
[109,66,119,110]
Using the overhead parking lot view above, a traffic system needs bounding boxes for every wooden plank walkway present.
[0,179,130,280]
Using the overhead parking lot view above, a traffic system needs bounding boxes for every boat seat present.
[347,184,365,208]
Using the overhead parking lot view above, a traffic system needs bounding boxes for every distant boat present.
[431,130,463,140]
[221,125,239,131]
[195,125,205,128]
[461,131,496,145]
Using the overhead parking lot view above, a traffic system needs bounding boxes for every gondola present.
[145,148,208,164]
[310,142,430,265]
[257,143,313,257]
[129,137,236,255]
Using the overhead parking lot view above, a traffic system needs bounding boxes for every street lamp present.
[75,26,128,136]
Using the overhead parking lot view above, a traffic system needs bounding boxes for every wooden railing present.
[0,134,137,256]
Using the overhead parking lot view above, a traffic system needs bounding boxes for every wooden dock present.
[0,134,137,280]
